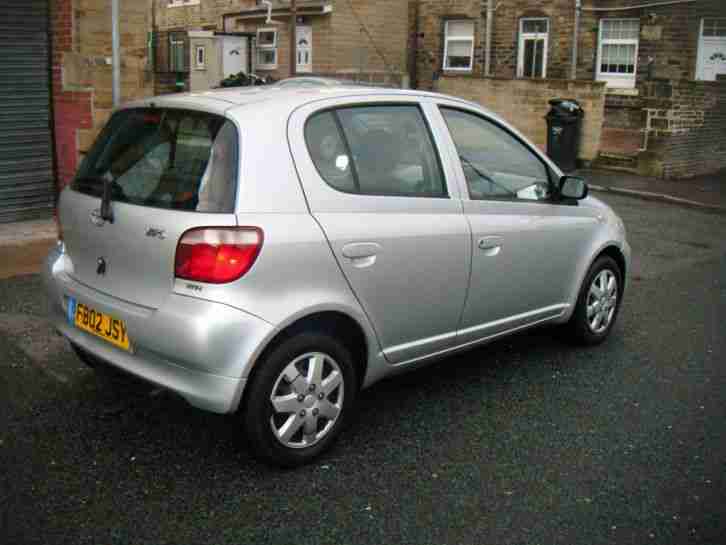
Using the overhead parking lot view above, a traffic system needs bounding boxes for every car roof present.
[120,86,486,116]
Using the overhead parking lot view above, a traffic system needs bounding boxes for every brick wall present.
[52,0,93,187]
[330,0,408,74]
[438,75,606,162]
[640,79,726,179]
[52,0,153,190]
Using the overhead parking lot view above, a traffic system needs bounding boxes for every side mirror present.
[559,175,588,200]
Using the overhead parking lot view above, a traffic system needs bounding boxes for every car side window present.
[440,107,551,202]
[305,105,447,198]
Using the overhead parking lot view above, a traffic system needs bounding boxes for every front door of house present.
[696,18,726,81]
[296,26,312,73]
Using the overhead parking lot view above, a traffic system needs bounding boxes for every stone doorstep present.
[0,219,58,247]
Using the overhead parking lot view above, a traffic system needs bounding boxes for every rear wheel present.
[242,332,357,468]
[566,255,623,345]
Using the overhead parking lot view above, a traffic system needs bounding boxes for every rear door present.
[289,96,470,364]
[60,107,239,309]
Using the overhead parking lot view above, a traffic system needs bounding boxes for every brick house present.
[412,0,726,178]
[152,0,410,91]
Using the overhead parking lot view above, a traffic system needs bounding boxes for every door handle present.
[341,242,381,259]
[341,242,381,268]
[89,208,105,227]
[477,236,502,256]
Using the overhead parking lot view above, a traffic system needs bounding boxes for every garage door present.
[0,0,54,223]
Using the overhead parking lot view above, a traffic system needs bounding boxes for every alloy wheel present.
[269,352,344,449]
[586,269,618,334]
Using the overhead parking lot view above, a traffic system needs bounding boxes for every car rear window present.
[73,108,239,213]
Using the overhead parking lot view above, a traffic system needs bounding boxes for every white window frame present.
[256,28,278,70]
[168,0,200,7]
[596,18,640,88]
[517,18,549,78]
[443,20,475,72]
[195,45,206,70]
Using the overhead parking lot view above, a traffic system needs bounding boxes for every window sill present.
[604,87,639,96]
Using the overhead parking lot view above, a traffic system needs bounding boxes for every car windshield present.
[73,108,239,213]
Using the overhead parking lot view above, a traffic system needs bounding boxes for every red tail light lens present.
[174,227,263,284]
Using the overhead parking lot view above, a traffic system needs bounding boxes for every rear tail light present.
[174,227,263,284]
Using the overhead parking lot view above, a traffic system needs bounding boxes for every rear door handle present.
[341,242,381,268]
[477,236,502,256]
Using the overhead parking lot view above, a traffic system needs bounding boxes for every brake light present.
[174,227,263,284]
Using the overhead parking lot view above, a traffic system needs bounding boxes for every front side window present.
[518,18,549,78]
[73,109,238,213]
[597,19,640,88]
[305,105,447,198]
[444,20,475,71]
[441,107,550,202]
[256,28,278,69]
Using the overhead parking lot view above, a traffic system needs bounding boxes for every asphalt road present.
[2,193,726,545]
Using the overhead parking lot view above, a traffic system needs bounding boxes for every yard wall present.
[639,79,726,179]
[438,76,606,162]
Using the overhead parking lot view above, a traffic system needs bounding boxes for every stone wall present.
[438,75,606,162]
[52,0,153,189]
[640,79,726,179]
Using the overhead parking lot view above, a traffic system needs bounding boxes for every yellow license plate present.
[69,298,131,351]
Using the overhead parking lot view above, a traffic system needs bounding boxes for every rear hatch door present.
[60,107,239,309]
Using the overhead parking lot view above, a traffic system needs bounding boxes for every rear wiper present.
[73,175,115,223]
[100,175,114,223]
[458,154,516,198]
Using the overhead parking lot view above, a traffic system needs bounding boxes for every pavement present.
[578,168,726,214]
[2,192,726,545]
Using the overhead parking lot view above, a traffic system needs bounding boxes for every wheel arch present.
[238,308,374,411]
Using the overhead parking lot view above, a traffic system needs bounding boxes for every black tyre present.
[242,332,357,468]
[566,255,623,345]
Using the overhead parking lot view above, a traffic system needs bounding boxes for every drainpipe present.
[289,0,297,77]
[571,0,581,80]
[484,0,493,76]
[112,0,120,107]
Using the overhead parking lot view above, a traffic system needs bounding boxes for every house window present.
[444,20,475,71]
[517,18,549,78]
[256,28,278,69]
[169,34,187,72]
[597,19,640,88]
[702,18,726,37]
[195,46,206,69]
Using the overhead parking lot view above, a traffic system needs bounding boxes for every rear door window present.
[73,108,239,213]
[304,105,447,198]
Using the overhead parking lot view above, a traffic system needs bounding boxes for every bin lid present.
[548,98,583,115]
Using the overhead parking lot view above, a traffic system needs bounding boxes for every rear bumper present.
[42,243,273,414]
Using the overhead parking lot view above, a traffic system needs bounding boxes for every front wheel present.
[565,255,623,345]
[242,332,357,468]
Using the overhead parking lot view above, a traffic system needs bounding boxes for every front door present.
[289,98,470,364]
[696,18,726,81]
[435,105,598,344]
[296,26,312,73]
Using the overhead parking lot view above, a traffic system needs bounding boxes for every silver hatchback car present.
[44,86,630,467]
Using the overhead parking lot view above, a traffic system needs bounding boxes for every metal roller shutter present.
[0,0,54,223]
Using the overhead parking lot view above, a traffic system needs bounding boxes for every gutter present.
[581,0,697,11]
